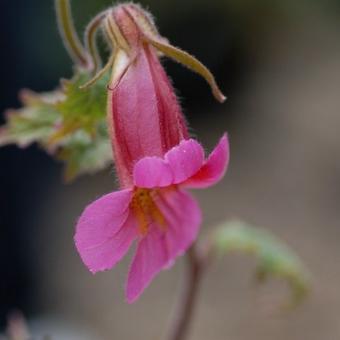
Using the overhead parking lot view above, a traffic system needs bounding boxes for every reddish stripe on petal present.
[108,45,189,188]
[108,48,165,187]
[145,45,189,150]
[112,7,140,49]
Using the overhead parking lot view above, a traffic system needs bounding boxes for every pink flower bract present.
[75,135,229,303]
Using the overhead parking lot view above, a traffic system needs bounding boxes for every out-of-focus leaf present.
[57,122,112,182]
[0,90,61,147]
[50,70,109,142]
[213,220,309,308]
[0,70,112,181]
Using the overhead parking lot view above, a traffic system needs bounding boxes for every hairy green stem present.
[55,0,89,68]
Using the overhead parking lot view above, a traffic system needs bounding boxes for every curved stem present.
[167,246,205,340]
[55,0,89,68]
[84,10,107,73]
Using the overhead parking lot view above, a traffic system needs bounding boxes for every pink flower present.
[106,5,190,188]
[75,135,229,303]
[75,3,229,303]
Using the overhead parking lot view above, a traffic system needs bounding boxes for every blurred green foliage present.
[213,220,309,308]
[0,70,111,181]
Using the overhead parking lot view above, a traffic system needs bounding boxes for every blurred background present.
[1,0,340,339]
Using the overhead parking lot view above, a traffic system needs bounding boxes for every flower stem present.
[167,246,205,340]
[55,0,89,68]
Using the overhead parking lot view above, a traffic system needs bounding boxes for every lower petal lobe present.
[75,189,137,273]
[126,189,201,303]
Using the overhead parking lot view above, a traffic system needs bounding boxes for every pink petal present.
[157,190,201,261]
[133,156,173,188]
[184,134,229,188]
[126,189,201,303]
[108,45,188,187]
[75,189,137,273]
[165,139,205,184]
[125,227,168,303]
[132,139,205,188]
[108,48,164,187]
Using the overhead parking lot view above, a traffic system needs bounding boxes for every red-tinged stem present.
[166,245,207,340]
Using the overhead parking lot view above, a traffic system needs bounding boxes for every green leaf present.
[0,90,61,147]
[213,220,309,308]
[55,69,109,136]
[56,122,112,182]
[0,70,112,181]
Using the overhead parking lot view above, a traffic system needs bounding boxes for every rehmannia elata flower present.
[75,3,229,303]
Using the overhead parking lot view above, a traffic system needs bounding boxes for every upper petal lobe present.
[133,138,205,188]
[165,139,205,184]
[133,156,173,188]
[184,134,229,188]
